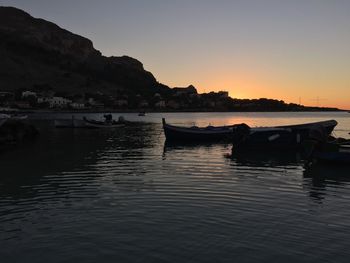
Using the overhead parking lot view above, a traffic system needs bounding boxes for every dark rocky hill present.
[0,6,170,97]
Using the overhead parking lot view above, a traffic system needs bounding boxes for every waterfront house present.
[22,91,37,98]
[173,85,198,96]
[167,100,180,109]
[115,99,128,107]
[139,100,149,108]
[49,97,72,108]
[155,100,166,108]
[70,102,85,109]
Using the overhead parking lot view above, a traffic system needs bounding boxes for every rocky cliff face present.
[0,7,100,61]
[0,6,169,96]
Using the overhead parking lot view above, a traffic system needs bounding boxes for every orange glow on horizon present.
[192,79,350,110]
[157,64,350,110]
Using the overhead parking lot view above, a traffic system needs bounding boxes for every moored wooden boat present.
[309,140,350,164]
[55,115,127,128]
[232,119,337,149]
[162,118,246,142]
[314,148,350,164]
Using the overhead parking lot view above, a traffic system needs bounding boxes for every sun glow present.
[186,72,350,110]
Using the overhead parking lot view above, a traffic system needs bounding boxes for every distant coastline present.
[4,108,346,115]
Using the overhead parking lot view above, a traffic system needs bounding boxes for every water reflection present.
[2,112,350,263]
[303,163,350,203]
[0,122,160,201]
[228,148,304,167]
[162,141,230,159]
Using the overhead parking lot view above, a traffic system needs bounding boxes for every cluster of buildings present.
[0,85,231,111]
[22,91,85,109]
[0,90,88,109]
[132,87,229,110]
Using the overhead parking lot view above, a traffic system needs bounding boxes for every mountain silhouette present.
[0,6,170,97]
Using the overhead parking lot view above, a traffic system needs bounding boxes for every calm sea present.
[1,112,350,263]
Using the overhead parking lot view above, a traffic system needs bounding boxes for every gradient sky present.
[1,0,350,109]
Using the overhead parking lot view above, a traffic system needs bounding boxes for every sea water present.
[1,112,350,262]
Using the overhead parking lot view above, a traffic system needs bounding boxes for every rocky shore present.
[0,119,39,146]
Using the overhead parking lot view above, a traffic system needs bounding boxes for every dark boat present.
[315,149,350,164]
[311,141,350,164]
[163,118,337,146]
[232,119,337,149]
[162,118,247,142]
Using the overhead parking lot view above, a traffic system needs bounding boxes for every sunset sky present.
[1,0,350,109]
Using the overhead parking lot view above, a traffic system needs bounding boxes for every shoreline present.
[2,109,347,114]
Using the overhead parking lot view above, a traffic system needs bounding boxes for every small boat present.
[162,118,249,142]
[232,120,337,149]
[55,115,127,129]
[138,112,146,116]
[83,117,125,128]
[308,139,350,164]
[314,147,350,164]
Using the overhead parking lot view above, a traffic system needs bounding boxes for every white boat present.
[55,115,126,129]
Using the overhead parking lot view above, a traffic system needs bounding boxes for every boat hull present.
[313,144,350,164]
[162,118,239,142]
[163,125,234,141]
[315,151,350,164]
[233,120,337,149]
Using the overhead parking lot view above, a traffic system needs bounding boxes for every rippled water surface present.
[1,112,350,262]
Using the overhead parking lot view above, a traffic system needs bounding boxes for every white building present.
[70,102,85,109]
[115,99,128,107]
[22,91,37,98]
[155,100,166,108]
[139,100,149,108]
[218,91,229,98]
[49,97,72,108]
[37,97,51,104]
[167,100,180,109]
